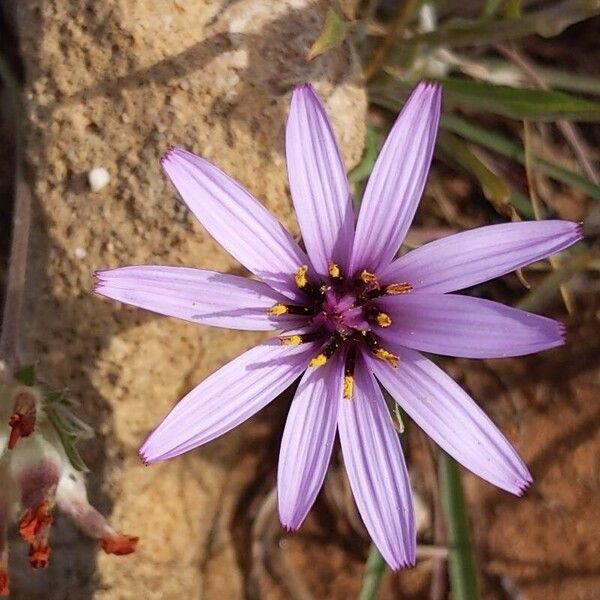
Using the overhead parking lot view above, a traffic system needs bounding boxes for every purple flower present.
[95,82,582,569]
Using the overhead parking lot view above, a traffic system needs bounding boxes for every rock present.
[11,0,366,597]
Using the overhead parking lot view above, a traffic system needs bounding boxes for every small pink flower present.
[96,82,581,569]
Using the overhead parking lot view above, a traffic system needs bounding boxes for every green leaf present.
[14,364,36,386]
[437,130,513,216]
[358,545,387,600]
[350,125,381,184]
[306,9,348,61]
[441,114,600,200]
[440,453,480,600]
[389,0,600,50]
[45,389,92,472]
[438,77,600,121]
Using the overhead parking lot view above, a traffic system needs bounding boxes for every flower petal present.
[140,338,317,463]
[367,347,531,495]
[377,293,565,358]
[380,220,583,293]
[350,82,441,274]
[277,351,343,530]
[95,266,302,331]
[286,85,354,276]
[338,353,415,569]
[162,147,309,299]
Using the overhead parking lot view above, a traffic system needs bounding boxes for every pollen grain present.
[267,303,288,316]
[328,262,342,278]
[309,354,328,368]
[374,348,399,368]
[376,312,392,327]
[385,282,413,295]
[294,265,309,289]
[343,375,354,399]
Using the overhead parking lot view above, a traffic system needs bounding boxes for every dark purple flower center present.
[268,265,414,393]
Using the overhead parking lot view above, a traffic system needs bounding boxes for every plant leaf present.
[389,0,600,50]
[14,364,36,386]
[437,130,513,216]
[306,9,348,61]
[438,77,600,121]
[440,114,600,200]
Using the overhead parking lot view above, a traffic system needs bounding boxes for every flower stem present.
[0,54,28,372]
[439,452,479,600]
[358,543,386,600]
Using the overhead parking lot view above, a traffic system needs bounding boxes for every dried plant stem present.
[0,55,29,372]
[497,44,600,185]
[363,0,420,81]
[523,120,575,314]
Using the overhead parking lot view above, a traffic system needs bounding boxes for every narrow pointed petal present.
[381,220,583,293]
[368,347,531,495]
[278,352,343,530]
[140,338,317,463]
[377,293,565,359]
[95,266,302,331]
[162,147,309,299]
[286,85,354,275]
[338,354,415,569]
[350,82,441,274]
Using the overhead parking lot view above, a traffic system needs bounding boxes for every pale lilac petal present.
[338,354,415,569]
[367,347,531,495]
[286,85,354,276]
[95,266,303,331]
[162,147,309,300]
[377,293,565,358]
[381,220,582,293]
[277,352,343,529]
[140,338,317,463]
[350,82,441,274]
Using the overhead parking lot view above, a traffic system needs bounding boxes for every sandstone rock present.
[12,0,366,597]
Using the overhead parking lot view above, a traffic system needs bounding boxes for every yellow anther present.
[309,354,328,368]
[343,375,354,399]
[267,303,288,316]
[385,282,414,295]
[328,263,341,279]
[295,265,309,289]
[280,335,303,346]
[360,270,378,285]
[376,312,392,327]
[374,348,399,368]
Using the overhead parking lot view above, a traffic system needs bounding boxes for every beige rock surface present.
[12,0,366,598]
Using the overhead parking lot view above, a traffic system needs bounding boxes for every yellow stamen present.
[267,303,288,316]
[309,354,328,368]
[360,270,379,285]
[343,375,354,399]
[374,348,399,368]
[280,335,303,346]
[295,265,309,289]
[385,282,413,295]
[328,263,341,279]
[376,312,392,327]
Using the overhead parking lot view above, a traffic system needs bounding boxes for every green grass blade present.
[437,77,600,121]
[437,130,513,216]
[440,453,480,600]
[441,114,600,200]
[358,544,387,600]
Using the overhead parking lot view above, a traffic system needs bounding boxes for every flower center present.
[268,263,414,396]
